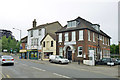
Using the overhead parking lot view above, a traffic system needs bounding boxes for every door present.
[68,51,72,60]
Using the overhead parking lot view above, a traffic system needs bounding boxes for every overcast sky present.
[0,0,118,44]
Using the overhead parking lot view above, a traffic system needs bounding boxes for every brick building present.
[56,17,111,62]
[19,36,28,59]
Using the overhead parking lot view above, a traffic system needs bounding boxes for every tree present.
[1,36,20,53]
[2,36,8,51]
[110,44,119,54]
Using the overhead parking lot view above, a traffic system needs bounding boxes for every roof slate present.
[56,17,111,38]
[27,21,61,31]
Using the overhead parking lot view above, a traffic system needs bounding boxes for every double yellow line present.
[0,72,11,78]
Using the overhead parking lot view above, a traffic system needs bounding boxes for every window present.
[78,46,83,57]
[65,33,68,41]
[88,30,90,41]
[31,30,33,37]
[99,35,102,41]
[34,39,36,46]
[93,32,95,42]
[39,29,41,36]
[31,39,33,46]
[67,21,76,28]
[36,38,38,46]
[43,41,45,47]
[51,41,53,47]
[72,31,76,41]
[106,38,108,45]
[108,39,110,46]
[59,47,63,56]
[58,33,62,42]
[79,30,83,41]
[103,36,104,44]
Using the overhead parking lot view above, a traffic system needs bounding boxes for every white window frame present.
[72,31,76,41]
[77,46,83,57]
[58,33,62,42]
[88,30,90,41]
[39,29,41,36]
[103,36,104,44]
[31,30,33,37]
[67,21,76,28]
[65,32,69,41]
[79,30,83,41]
[93,32,95,42]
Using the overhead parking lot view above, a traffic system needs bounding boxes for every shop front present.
[27,49,39,60]
[19,49,27,59]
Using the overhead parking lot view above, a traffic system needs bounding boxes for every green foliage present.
[110,44,119,54]
[1,36,20,53]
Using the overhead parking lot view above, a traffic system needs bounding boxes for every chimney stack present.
[33,19,37,28]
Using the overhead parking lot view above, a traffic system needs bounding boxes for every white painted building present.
[27,19,62,60]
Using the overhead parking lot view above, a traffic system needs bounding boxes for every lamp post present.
[13,28,22,54]
[13,28,22,41]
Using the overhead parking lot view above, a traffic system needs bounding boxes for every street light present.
[13,28,22,41]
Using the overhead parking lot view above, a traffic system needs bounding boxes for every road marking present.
[80,69,88,71]
[53,73,70,78]
[15,62,18,64]
[51,64,68,67]
[6,75,11,78]
[0,72,5,78]
[32,67,46,72]
[21,64,28,66]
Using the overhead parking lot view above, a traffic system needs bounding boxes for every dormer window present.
[67,21,77,28]
[92,25,100,32]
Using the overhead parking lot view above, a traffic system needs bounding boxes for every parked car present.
[96,58,115,66]
[0,55,14,66]
[49,55,69,64]
[114,58,120,65]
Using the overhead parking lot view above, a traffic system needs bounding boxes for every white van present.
[49,55,69,64]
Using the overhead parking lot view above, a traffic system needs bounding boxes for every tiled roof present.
[27,21,61,31]
[56,17,111,38]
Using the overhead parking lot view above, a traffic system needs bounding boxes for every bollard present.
[78,60,80,65]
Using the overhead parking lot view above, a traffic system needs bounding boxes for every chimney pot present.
[33,19,37,28]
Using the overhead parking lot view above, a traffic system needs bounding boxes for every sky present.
[0,0,118,44]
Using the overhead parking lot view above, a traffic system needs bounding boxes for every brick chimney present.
[33,19,37,28]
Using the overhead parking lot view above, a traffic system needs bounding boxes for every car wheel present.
[59,61,62,64]
[12,63,14,66]
[49,60,52,63]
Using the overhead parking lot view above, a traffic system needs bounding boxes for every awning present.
[19,49,27,53]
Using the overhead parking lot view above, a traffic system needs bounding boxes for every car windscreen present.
[59,56,64,59]
[2,56,13,59]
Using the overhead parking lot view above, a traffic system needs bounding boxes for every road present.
[1,58,119,79]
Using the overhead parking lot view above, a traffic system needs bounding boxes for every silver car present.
[0,55,14,66]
